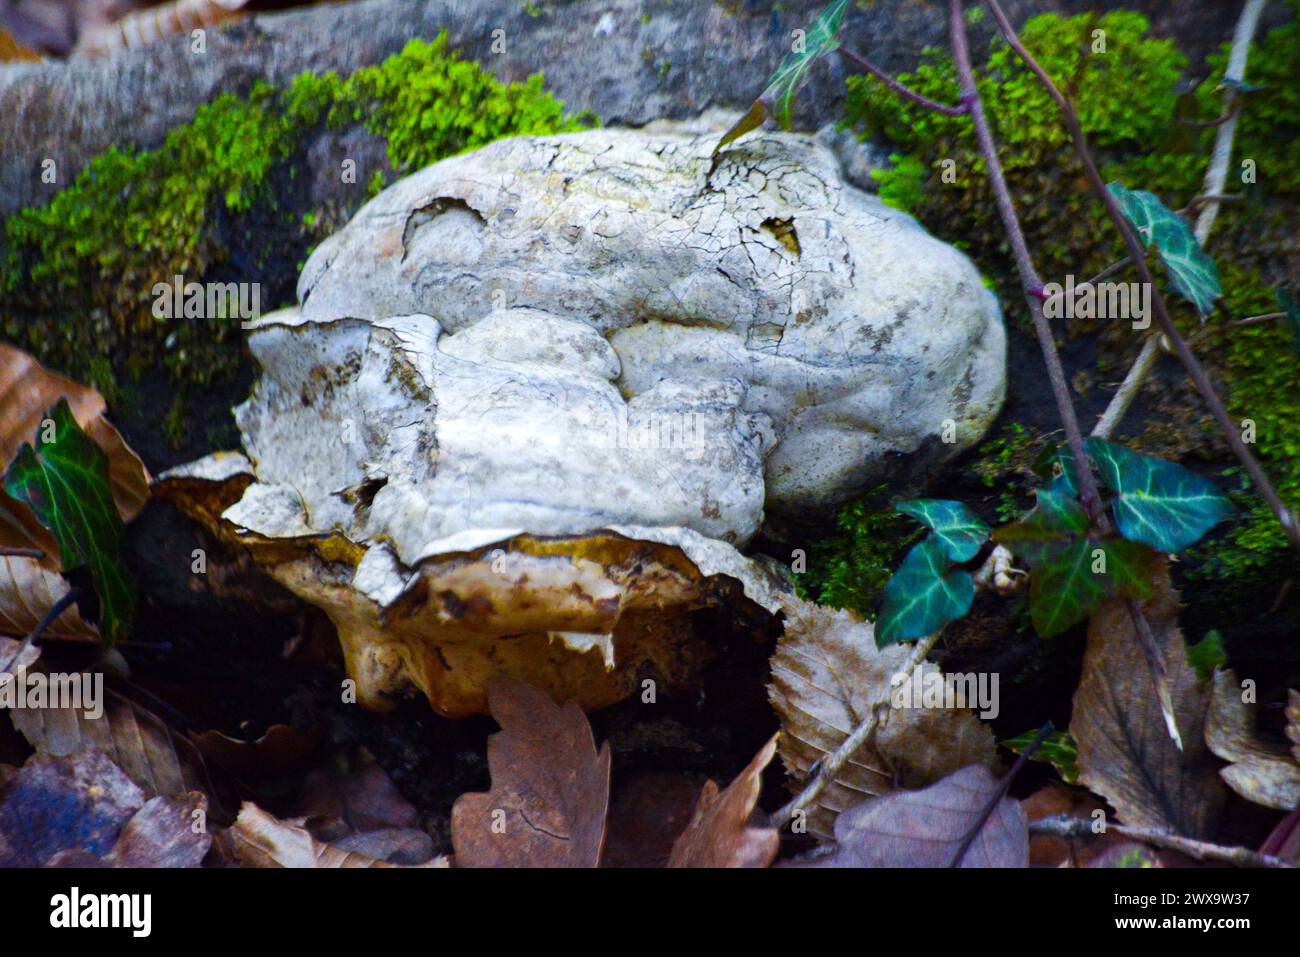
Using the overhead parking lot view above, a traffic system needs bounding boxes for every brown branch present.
[947,0,1105,526]
[769,628,942,830]
[1029,815,1295,868]
[983,0,1299,551]
[838,47,969,116]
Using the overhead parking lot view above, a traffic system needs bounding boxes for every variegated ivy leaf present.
[1107,182,1221,315]
[896,499,989,563]
[3,399,135,644]
[714,0,851,154]
[876,536,974,647]
[993,488,1156,637]
[1084,437,1233,554]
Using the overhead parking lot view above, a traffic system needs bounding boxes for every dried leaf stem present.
[1030,815,1294,868]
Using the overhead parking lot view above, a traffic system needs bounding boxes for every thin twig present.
[769,629,942,829]
[948,0,1106,527]
[0,546,45,560]
[949,721,1053,867]
[984,0,1299,550]
[1091,335,1160,439]
[1194,0,1266,245]
[838,47,969,116]
[1029,815,1294,868]
[0,588,80,675]
[1089,0,1264,442]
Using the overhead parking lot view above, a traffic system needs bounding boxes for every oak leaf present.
[668,733,779,868]
[452,678,611,867]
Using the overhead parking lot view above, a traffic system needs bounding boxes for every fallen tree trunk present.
[0,0,1251,219]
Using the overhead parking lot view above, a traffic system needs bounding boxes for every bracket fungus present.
[160,127,1004,717]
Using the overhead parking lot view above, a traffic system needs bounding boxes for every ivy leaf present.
[994,488,1156,637]
[3,399,135,644]
[877,536,974,647]
[714,0,851,154]
[895,499,989,562]
[1107,182,1221,315]
[1004,729,1079,785]
[1084,437,1233,553]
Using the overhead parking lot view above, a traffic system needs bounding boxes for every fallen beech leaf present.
[100,792,210,867]
[0,635,40,675]
[668,733,779,868]
[75,0,250,58]
[6,671,222,815]
[452,678,611,867]
[1071,565,1225,838]
[0,750,207,866]
[791,765,1028,867]
[768,595,998,839]
[222,802,447,868]
[0,555,98,641]
[1205,670,1300,810]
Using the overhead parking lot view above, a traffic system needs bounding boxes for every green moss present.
[842,9,1300,605]
[0,34,590,445]
[795,489,922,618]
[966,422,1039,524]
[845,12,1199,321]
[871,153,926,213]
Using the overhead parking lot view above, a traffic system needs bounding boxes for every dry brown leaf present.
[1071,566,1225,838]
[452,678,610,867]
[767,595,998,840]
[789,765,1028,867]
[192,722,321,780]
[668,733,779,868]
[0,635,41,675]
[296,747,419,841]
[6,672,222,815]
[75,0,250,57]
[221,802,448,868]
[1205,670,1300,810]
[0,555,99,641]
[0,344,149,537]
[0,750,208,866]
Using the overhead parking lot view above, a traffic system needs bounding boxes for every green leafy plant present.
[715,0,851,152]
[3,400,135,645]
[877,500,988,645]
[1107,183,1221,315]
[1003,728,1079,784]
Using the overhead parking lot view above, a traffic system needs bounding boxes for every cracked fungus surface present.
[167,128,1007,716]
